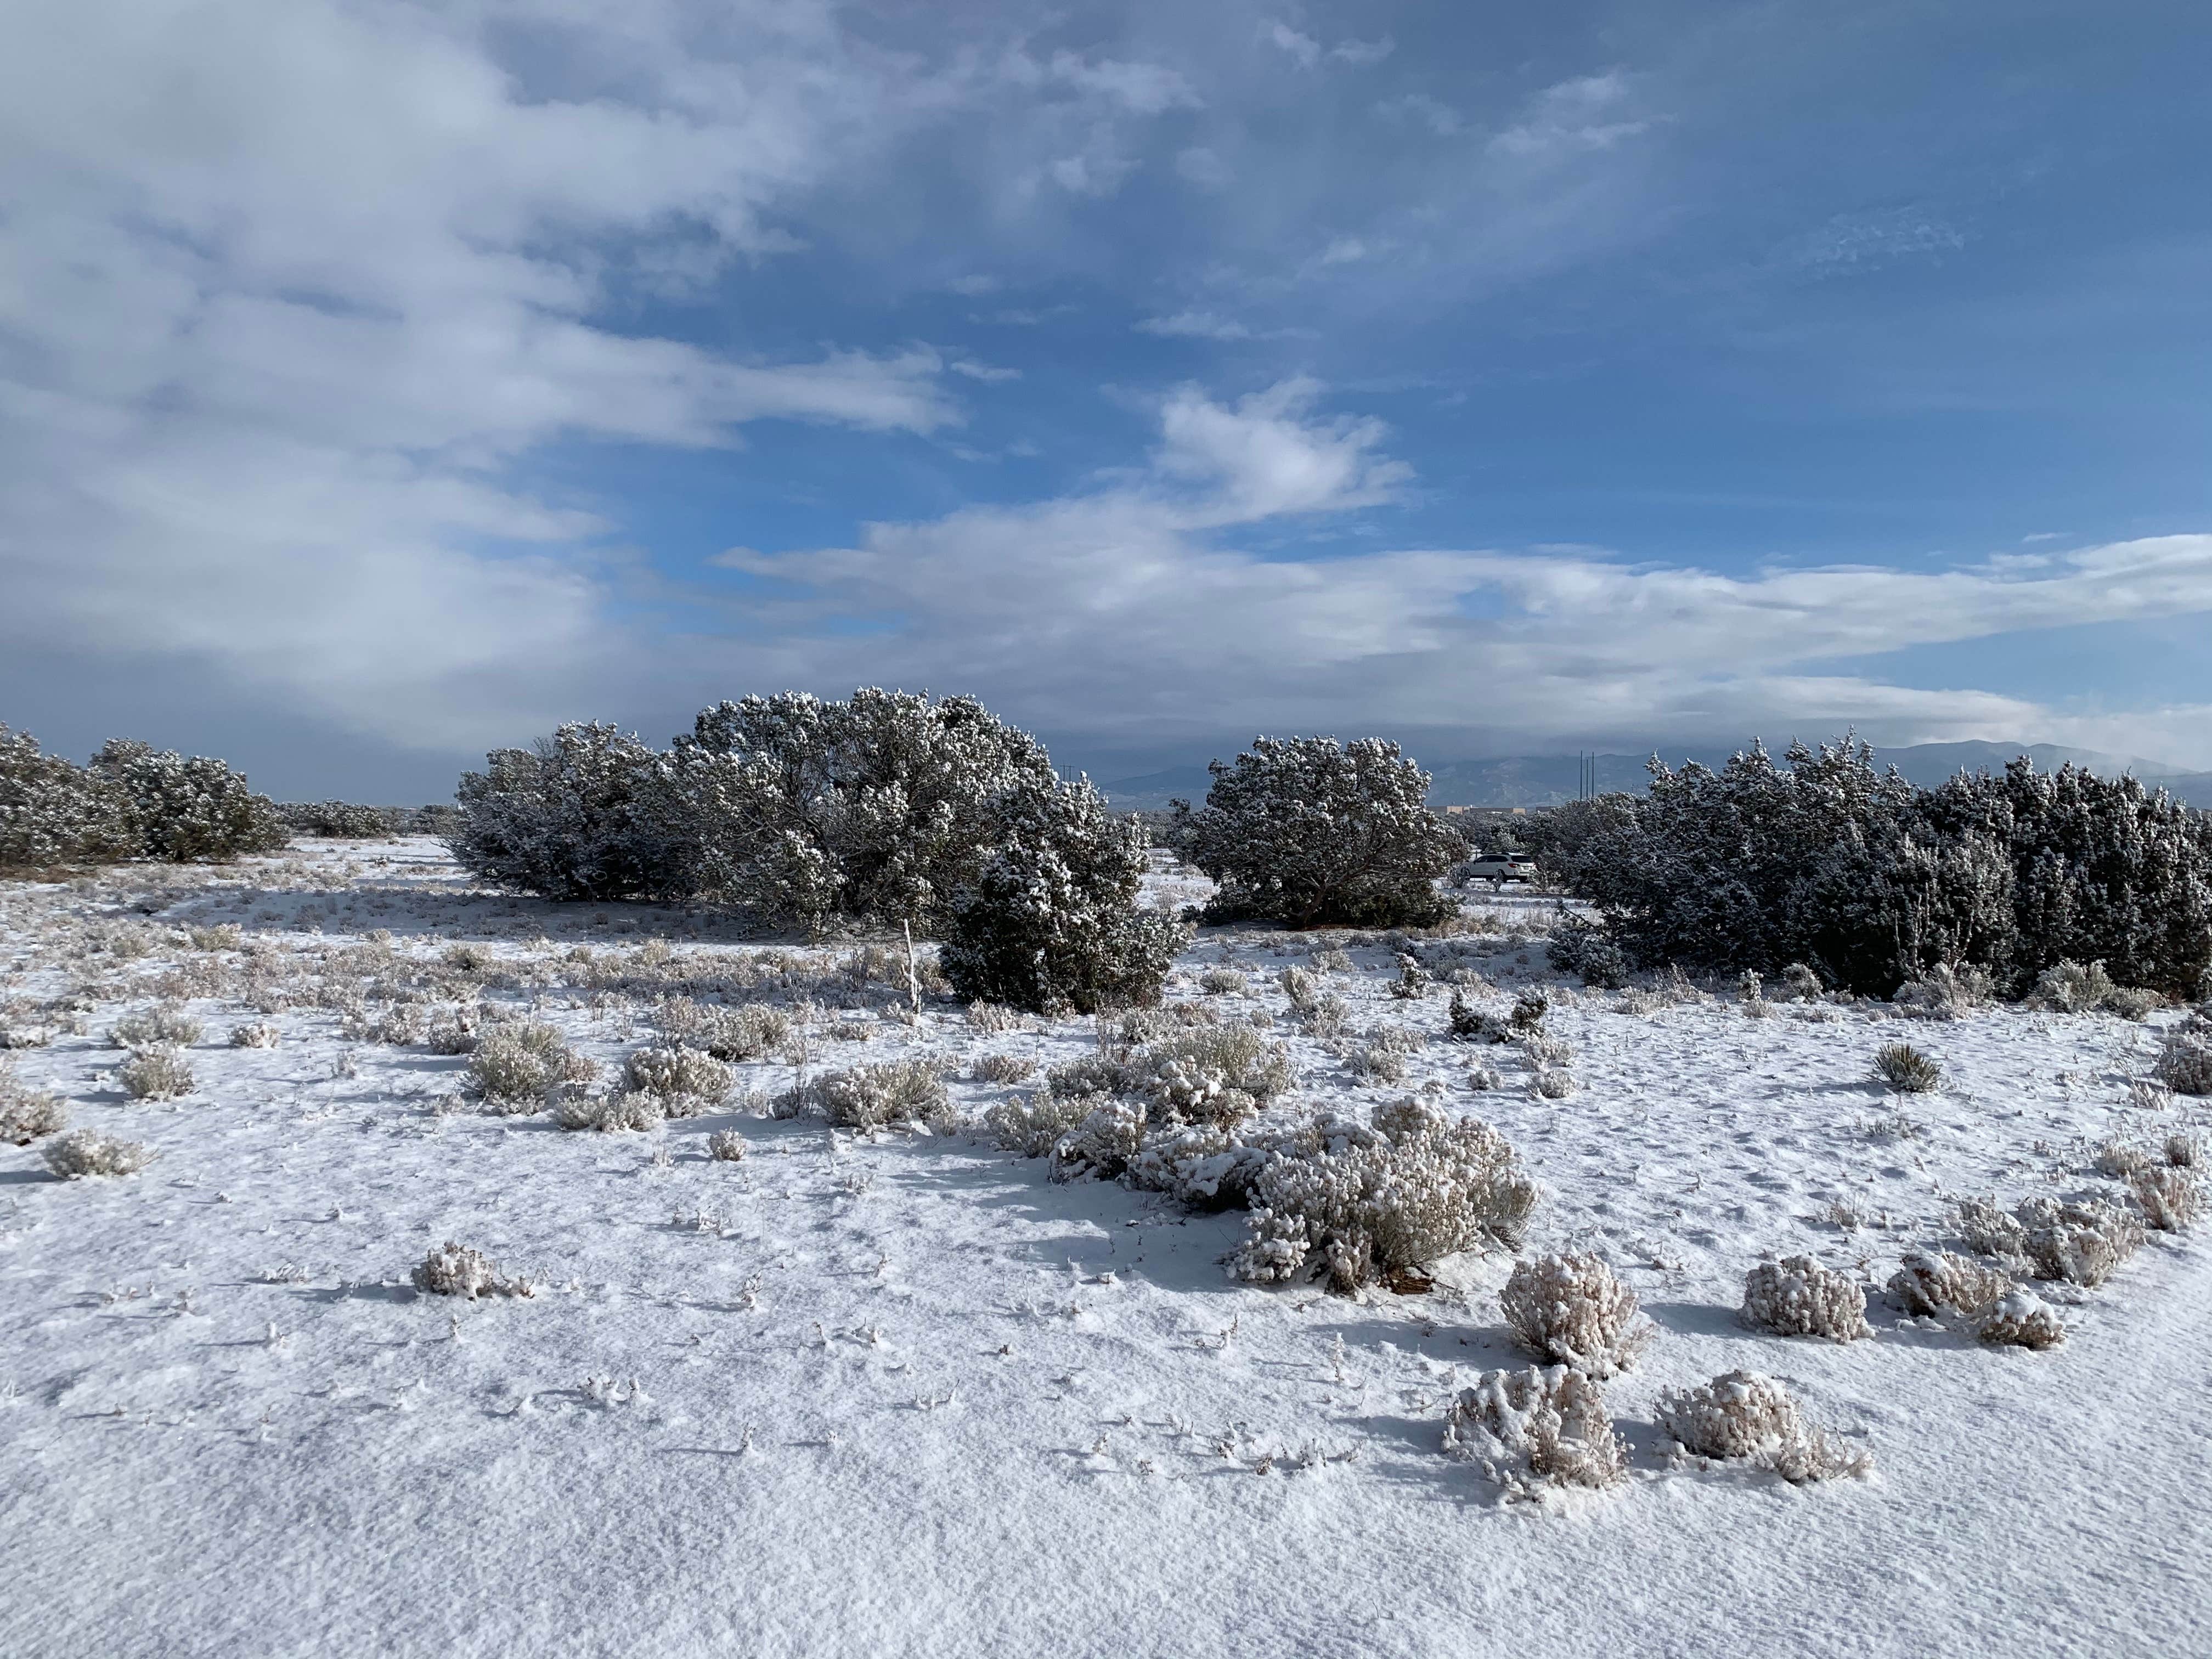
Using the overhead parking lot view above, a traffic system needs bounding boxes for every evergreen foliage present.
[90,739,291,862]
[448,723,681,902]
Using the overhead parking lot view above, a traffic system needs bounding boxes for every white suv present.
[1462,852,1538,884]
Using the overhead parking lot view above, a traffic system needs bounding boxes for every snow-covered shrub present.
[426,1006,483,1056]
[466,1022,596,1105]
[1447,991,1510,1043]
[1310,946,1354,973]
[227,1022,281,1049]
[1892,962,1994,1019]
[941,776,1189,1015]
[552,1090,665,1132]
[1443,1365,1628,1496]
[2130,1164,2204,1232]
[2092,1139,2153,1178]
[1529,1066,1576,1100]
[2005,1196,2145,1286]
[1974,1288,2066,1349]
[1872,1042,1941,1093]
[1781,962,1823,1000]
[2026,959,2119,1014]
[118,1046,195,1101]
[2165,1132,2203,1169]
[964,1001,1026,1034]
[785,1058,951,1130]
[2105,986,2166,1021]
[1199,967,1248,995]
[1739,1255,1871,1341]
[2153,1030,2212,1096]
[694,1003,793,1063]
[972,1052,1037,1085]
[1344,1041,1408,1082]
[0,1069,69,1142]
[43,1128,154,1178]
[706,1128,750,1161]
[1167,736,1460,928]
[985,1090,1091,1158]
[89,739,289,862]
[622,1045,732,1109]
[110,1003,203,1048]
[0,726,138,868]
[1232,1113,1537,1292]
[1467,1062,1503,1090]
[277,801,399,838]
[1126,1122,1270,1210]
[412,1242,533,1299]
[1519,1031,1573,1068]
[1546,915,1627,989]
[1500,1253,1654,1378]
[1135,1025,1296,1106]
[1886,1249,2011,1317]
[448,723,684,902]
[1656,1370,1871,1482]
[1050,1098,1149,1181]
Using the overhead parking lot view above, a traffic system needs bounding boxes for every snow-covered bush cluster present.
[448,724,683,903]
[1656,1370,1871,1482]
[276,801,400,838]
[1,1065,70,1143]
[1553,740,2212,1000]
[1886,1248,2011,1317]
[779,1058,953,1131]
[552,1091,669,1133]
[117,1046,196,1101]
[466,1022,597,1107]
[2154,1027,2212,1096]
[2,726,287,869]
[1739,1255,1871,1341]
[693,1003,793,1063]
[110,1004,203,1048]
[43,1128,154,1178]
[1544,913,1627,988]
[1500,1252,1654,1378]
[411,1242,533,1299]
[1166,736,1461,928]
[621,1045,732,1109]
[1891,962,1993,1019]
[1443,1364,1628,1496]
[1957,1195,2146,1286]
[1973,1289,2067,1350]
[2130,1164,2205,1232]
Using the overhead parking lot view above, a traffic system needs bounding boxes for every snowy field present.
[2,838,2208,1658]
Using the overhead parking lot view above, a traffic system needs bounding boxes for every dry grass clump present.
[1974,1288,2066,1350]
[971,1052,1038,1085]
[117,1046,196,1101]
[228,1021,281,1049]
[466,1021,597,1107]
[1500,1253,1654,1378]
[964,1000,1026,1034]
[622,1045,732,1110]
[1343,1040,1408,1082]
[1871,1042,1942,1093]
[1199,967,1248,995]
[1957,1194,2145,1286]
[1,1068,70,1142]
[2153,1030,2212,1096]
[552,1090,667,1132]
[1231,1111,1537,1292]
[1528,1065,1575,1100]
[1886,1249,2011,1317]
[984,1090,1091,1158]
[695,1003,794,1062]
[706,1128,750,1161]
[411,1242,533,1299]
[781,1058,953,1131]
[2092,1139,2153,1178]
[1656,1370,1871,1482]
[2130,1164,2205,1232]
[109,1003,204,1048]
[44,1128,154,1178]
[1443,1365,1628,1496]
[2164,1131,2202,1169]
[1740,1256,1871,1341]
[1891,963,1993,1020]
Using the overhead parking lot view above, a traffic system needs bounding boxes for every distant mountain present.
[1099,743,2212,811]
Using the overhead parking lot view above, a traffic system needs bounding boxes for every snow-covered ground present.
[2,839,2207,1658]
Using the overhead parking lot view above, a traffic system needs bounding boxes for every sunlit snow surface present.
[2,839,2207,1657]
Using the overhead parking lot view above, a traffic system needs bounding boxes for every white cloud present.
[950,359,1023,382]
[1376,93,1465,138]
[1136,311,1254,341]
[1332,37,1396,67]
[1264,23,1323,70]
[1488,72,1650,160]
[1321,238,1369,265]
[1175,146,1237,190]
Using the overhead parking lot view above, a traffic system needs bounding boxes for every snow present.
[3,838,2209,1657]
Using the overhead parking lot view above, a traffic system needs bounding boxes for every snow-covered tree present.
[940,776,1189,1014]
[90,739,290,863]
[447,724,680,901]
[0,725,136,868]
[1169,736,1460,928]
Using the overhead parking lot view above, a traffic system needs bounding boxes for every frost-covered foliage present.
[1167,736,1460,928]
[1132,1025,1297,1108]
[1892,962,1993,1019]
[1656,1370,1871,1483]
[1528,1066,1576,1099]
[1500,1253,1654,1378]
[1960,1195,2146,1286]
[1447,990,1510,1043]
[117,1046,196,1101]
[665,689,1059,930]
[2025,960,2119,1014]
[466,1022,596,1105]
[227,1022,279,1053]
[941,776,1188,1014]
[1443,1365,1628,1496]
[692,1003,793,1062]
[1343,1040,1407,1082]
[972,1052,1037,1084]
[2130,1164,2205,1232]
[411,1242,532,1299]
[1974,1288,2067,1350]
[1231,1111,1537,1292]
[706,1128,750,1161]
[1739,1255,1871,1341]
[110,1003,204,1048]
[92,739,291,862]
[426,1006,483,1056]
[1872,1042,1942,1093]
[2153,1029,2212,1096]
[552,1091,666,1132]
[622,1045,732,1108]
[1,1066,69,1142]
[1555,740,2212,999]
[1545,914,1627,988]
[279,802,401,838]
[1886,1249,2011,1317]
[448,724,682,902]
[0,725,137,868]
[782,1058,951,1130]
[43,1128,154,1178]
[984,1090,1091,1158]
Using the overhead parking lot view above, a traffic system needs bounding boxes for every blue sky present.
[2,0,2208,799]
